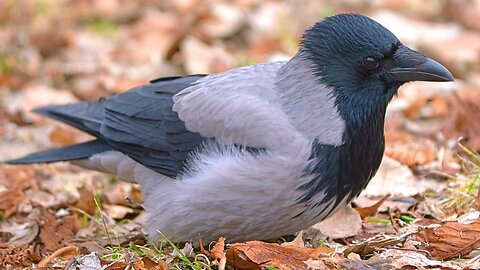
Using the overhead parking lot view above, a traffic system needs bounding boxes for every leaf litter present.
[1,0,480,269]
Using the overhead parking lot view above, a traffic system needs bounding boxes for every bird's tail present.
[3,100,112,165]
[4,140,114,164]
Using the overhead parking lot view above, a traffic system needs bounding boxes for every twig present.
[38,245,79,267]
[386,246,432,256]
[387,207,400,233]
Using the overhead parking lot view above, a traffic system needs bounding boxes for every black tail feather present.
[32,100,105,137]
[4,140,113,164]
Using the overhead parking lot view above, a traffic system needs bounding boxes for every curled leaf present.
[415,220,480,260]
[226,240,333,270]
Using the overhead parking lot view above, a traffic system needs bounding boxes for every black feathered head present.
[300,13,452,106]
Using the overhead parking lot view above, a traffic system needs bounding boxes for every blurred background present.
[0,0,480,266]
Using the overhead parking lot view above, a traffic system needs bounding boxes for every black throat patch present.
[297,98,386,218]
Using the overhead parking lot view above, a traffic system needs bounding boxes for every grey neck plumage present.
[275,53,346,146]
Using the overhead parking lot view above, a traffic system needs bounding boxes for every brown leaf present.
[0,244,40,267]
[101,256,169,270]
[415,220,480,260]
[105,182,143,206]
[378,249,478,269]
[141,257,169,270]
[30,19,72,57]
[0,188,24,217]
[74,184,97,215]
[103,204,135,220]
[211,237,226,260]
[248,37,284,63]
[201,237,227,270]
[310,205,362,239]
[37,207,81,253]
[0,165,39,191]
[19,84,78,122]
[444,89,480,151]
[226,241,333,270]
[49,126,76,146]
[0,166,44,217]
[354,194,390,219]
[281,231,304,248]
[403,97,429,120]
[445,0,480,32]
[385,131,437,166]
[135,257,170,270]
[343,234,409,258]
[102,260,129,270]
[114,12,183,63]
[403,96,449,120]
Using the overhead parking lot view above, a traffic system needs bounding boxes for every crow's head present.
[301,13,453,107]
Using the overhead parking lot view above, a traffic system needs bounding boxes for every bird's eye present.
[363,57,380,70]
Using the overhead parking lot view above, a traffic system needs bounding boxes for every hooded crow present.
[5,13,453,243]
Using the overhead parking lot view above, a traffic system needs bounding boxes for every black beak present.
[390,45,454,82]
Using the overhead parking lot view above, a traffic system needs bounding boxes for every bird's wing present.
[173,61,302,149]
[97,75,206,177]
[101,61,305,178]
[25,62,303,178]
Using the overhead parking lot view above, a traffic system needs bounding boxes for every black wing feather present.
[5,140,113,164]
[7,75,208,179]
[99,75,207,177]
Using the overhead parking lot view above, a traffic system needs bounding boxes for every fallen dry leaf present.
[0,188,24,217]
[385,130,437,166]
[311,205,362,239]
[343,234,409,258]
[0,220,39,246]
[415,220,480,260]
[18,84,78,122]
[74,184,97,215]
[104,182,143,206]
[201,236,225,261]
[226,240,333,270]
[103,260,134,270]
[211,237,226,260]
[403,95,449,120]
[406,88,480,152]
[378,248,478,269]
[445,89,480,151]
[354,194,390,219]
[0,244,40,268]
[49,126,76,146]
[0,166,42,217]
[362,156,439,196]
[281,231,304,248]
[103,204,135,220]
[141,257,170,270]
[0,166,38,190]
[37,207,81,253]
[100,255,169,270]
[445,0,480,32]
[114,11,183,63]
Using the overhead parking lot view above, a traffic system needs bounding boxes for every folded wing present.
[7,62,303,179]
